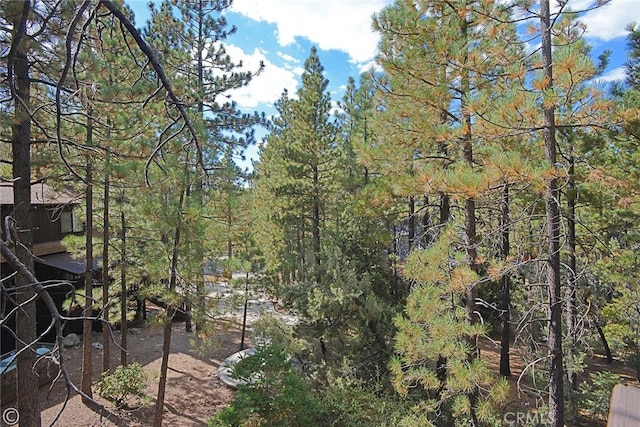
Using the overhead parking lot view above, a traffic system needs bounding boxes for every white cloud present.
[223,45,301,109]
[357,59,380,75]
[229,0,392,64]
[277,51,300,64]
[580,0,640,41]
[598,66,627,82]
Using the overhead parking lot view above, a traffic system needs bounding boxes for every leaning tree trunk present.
[540,0,565,423]
[595,323,613,364]
[154,189,185,427]
[9,1,41,424]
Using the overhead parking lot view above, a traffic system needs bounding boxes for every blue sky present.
[125,0,639,165]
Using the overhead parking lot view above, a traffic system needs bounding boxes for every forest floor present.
[5,280,637,427]
[479,337,636,427]
[36,310,246,427]
[31,323,636,427]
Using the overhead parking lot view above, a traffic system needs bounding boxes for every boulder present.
[62,333,80,347]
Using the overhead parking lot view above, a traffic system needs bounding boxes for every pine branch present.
[99,0,203,185]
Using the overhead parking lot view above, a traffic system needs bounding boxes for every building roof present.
[0,182,79,206]
[35,252,101,275]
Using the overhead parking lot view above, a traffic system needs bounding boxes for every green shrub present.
[96,362,147,407]
[317,374,409,426]
[576,371,623,421]
[208,345,319,427]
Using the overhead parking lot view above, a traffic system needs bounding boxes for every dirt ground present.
[24,312,248,427]
[3,308,636,426]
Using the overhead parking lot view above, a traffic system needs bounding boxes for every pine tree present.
[141,1,263,423]
[3,2,41,424]
[254,47,339,286]
[372,0,526,423]
[586,23,640,388]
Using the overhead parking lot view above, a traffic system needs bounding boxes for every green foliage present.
[96,363,147,407]
[275,247,396,380]
[252,47,343,284]
[252,312,309,355]
[316,374,410,426]
[593,246,640,373]
[576,372,623,421]
[390,230,509,425]
[208,345,320,427]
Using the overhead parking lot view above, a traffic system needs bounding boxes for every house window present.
[60,211,82,234]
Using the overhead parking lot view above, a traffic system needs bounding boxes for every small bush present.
[96,362,147,407]
[317,374,409,426]
[576,371,623,421]
[208,345,319,427]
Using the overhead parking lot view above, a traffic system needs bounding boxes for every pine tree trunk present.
[566,142,578,390]
[392,223,399,303]
[500,184,511,377]
[102,163,110,373]
[422,195,431,247]
[408,196,415,251]
[154,190,184,427]
[296,225,303,282]
[461,54,479,348]
[435,178,451,391]
[461,17,480,425]
[540,0,565,423]
[439,193,450,225]
[595,323,613,364]
[240,272,249,351]
[10,2,41,422]
[120,204,127,365]
[312,166,321,284]
[82,157,94,402]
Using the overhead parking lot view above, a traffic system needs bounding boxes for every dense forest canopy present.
[1,0,639,426]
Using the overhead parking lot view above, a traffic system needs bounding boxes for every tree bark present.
[408,196,415,251]
[500,184,511,377]
[566,140,578,390]
[153,189,184,427]
[102,157,110,373]
[312,165,321,284]
[120,201,127,365]
[540,0,565,423]
[595,323,613,364]
[82,156,94,402]
[240,272,249,351]
[461,15,479,347]
[422,195,431,247]
[9,1,41,424]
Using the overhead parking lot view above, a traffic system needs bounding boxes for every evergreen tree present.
[142,1,263,423]
[372,0,525,423]
[254,47,339,285]
[2,2,41,423]
[253,53,397,376]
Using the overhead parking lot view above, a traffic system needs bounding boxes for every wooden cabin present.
[0,182,100,353]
